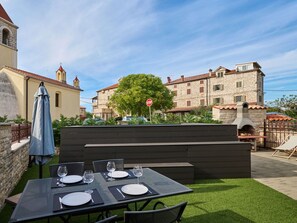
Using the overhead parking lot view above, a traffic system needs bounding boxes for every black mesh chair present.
[92,159,124,172]
[124,202,187,223]
[92,159,128,222]
[95,215,117,223]
[49,162,85,177]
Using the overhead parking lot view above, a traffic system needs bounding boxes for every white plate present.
[121,184,148,195]
[61,192,91,206]
[60,175,83,184]
[108,171,129,179]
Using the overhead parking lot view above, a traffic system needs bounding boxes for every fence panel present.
[263,120,297,148]
[11,124,31,143]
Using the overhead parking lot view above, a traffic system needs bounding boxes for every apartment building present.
[92,83,119,120]
[92,62,264,118]
[166,62,264,113]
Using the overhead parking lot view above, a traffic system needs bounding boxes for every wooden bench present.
[124,162,194,184]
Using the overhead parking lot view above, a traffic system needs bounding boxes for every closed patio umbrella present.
[29,82,55,178]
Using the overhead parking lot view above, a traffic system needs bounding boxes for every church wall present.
[2,68,26,118]
[27,78,80,121]
[0,44,17,68]
[1,68,80,121]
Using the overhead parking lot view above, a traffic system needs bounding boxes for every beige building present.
[0,66,82,121]
[92,83,119,120]
[0,4,82,121]
[92,62,264,118]
[0,4,17,69]
[166,62,264,113]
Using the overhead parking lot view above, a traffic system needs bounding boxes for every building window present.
[187,82,191,86]
[174,84,177,88]
[173,102,177,107]
[187,101,191,106]
[55,92,61,107]
[234,95,245,103]
[216,72,224,78]
[200,99,205,106]
[213,84,224,91]
[236,81,243,88]
[259,95,262,103]
[242,65,247,71]
[200,80,204,84]
[200,87,204,93]
[187,89,191,94]
[173,91,177,96]
[213,98,223,104]
[2,28,10,45]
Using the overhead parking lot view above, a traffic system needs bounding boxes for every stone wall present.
[0,123,29,210]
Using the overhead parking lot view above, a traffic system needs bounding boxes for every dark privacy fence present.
[60,124,251,179]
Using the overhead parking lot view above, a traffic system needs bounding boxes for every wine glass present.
[57,165,68,187]
[132,165,143,184]
[106,161,116,181]
[83,170,95,194]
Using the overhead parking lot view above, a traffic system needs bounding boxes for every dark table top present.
[9,168,192,222]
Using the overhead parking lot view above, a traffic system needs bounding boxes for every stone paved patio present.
[251,149,297,200]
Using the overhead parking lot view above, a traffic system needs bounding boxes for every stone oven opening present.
[238,125,256,136]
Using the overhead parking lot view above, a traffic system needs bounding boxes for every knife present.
[116,188,125,198]
[59,197,63,209]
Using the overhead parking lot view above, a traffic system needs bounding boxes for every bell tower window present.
[2,28,10,45]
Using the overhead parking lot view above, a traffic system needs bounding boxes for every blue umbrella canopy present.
[29,82,55,177]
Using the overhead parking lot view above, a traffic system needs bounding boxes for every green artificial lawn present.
[1,156,297,223]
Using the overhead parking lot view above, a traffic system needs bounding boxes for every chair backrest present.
[281,135,297,149]
[93,159,124,172]
[49,162,85,177]
[95,215,117,223]
[124,202,187,223]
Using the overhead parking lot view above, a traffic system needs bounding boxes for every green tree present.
[267,95,297,118]
[109,74,174,116]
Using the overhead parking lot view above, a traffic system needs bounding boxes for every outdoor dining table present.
[9,168,193,222]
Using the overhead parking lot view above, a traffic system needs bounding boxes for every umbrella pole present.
[39,161,43,179]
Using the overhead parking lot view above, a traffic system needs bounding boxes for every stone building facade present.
[92,83,119,120]
[0,124,29,210]
[166,62,264,113]
[92,62,264,119]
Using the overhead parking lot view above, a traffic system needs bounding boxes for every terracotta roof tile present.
[166,73,212,85]
[57,65,65,72]
[97,83,119,92]
[267,114,294,121]
[3,66,82,91]
[166,66,263,85]
[0,4,13,23]
[213,104,266,110]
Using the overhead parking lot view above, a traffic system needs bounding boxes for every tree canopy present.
[267,94,297,118]
[109,74,174,116]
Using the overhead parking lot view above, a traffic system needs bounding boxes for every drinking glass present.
[83,170,95,194]
[57,165,68,187]
[132,165,143,184]
[106,161,116,181]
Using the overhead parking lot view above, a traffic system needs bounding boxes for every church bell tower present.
[0,4,18,68]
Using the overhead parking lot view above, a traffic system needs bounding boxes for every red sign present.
[146,98,153,107]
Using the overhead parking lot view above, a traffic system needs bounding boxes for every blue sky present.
[1,0,297,112]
